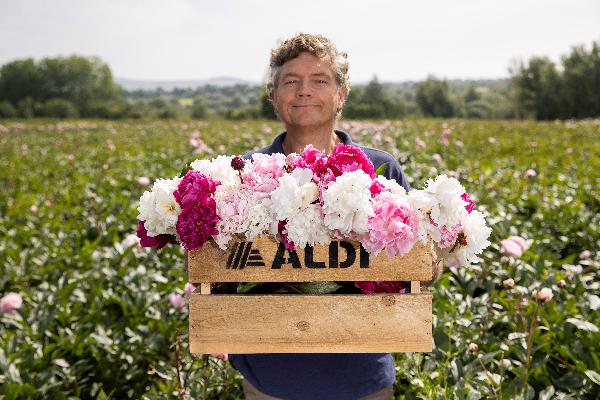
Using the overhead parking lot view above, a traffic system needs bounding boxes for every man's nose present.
[297,81,312,97]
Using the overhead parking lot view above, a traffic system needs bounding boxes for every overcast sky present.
[1,0,599,83]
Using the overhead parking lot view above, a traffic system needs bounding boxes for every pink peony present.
[290,145,330,180]
[438,223,463,248]
[0,292,23,314]
[361,193,419,256]
[169,293,186,309]
[500,235,529,258]
[327,144,376,179]
[242,153,286,193]
[136,220,178,250]
[532,287,553,302]
[184,282,196,298]
[137,176,150,186]
[174,171,220,251]
[355,281,410,294]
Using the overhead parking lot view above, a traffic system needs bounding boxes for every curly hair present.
[267,33,350,94]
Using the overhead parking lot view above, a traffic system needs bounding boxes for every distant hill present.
[116,76,257,91]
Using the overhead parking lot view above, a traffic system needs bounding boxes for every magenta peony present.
[136,220,178,249]
[277,220,295,252]
[174,171,220,251]
[290,145,330,180]
[355,281,410,294]
[327,144,376,179]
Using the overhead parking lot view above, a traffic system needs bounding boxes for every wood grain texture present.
[188,236,435,283]
[189,292,432,353]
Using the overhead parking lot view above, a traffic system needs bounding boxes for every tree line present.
[0,41,598,120]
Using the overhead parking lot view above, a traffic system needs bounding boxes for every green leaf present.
[293,282,341,294]
[585,370,600,385]
[178,162,193,178]
[236,282,260,294]
[566,318,599,332]
[375,162,389,176]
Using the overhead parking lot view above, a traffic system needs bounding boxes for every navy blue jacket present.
[229,130,411,400]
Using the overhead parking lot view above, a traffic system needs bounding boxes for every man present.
[225,33,440,399]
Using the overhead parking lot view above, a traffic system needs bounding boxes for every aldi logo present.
[226,242,266,269]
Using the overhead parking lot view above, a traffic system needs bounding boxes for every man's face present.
[271,52,347,129]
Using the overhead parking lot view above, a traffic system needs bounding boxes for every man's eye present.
[316,80,328,84]
[285,80,297,85]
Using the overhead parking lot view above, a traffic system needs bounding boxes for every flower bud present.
[468,343,479,353]
[579,250,591,260]
[502,278,515,289]
[532,287,553,302]
[557,279,566,289]
[231,156,245,171]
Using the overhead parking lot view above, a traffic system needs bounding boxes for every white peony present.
[286,205,331,249]
[375,175,406,196]
[445,210,492,266]
[190,155,240,187]
[322,170,374,235]
[270,168,318,221]
[422,174,469,227]
[245,198,277,241]
[137,177,181,236]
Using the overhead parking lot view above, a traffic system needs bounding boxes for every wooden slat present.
[189,293,432,353]
[188,236,435,283]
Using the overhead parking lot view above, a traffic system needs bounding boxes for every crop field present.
[1,118,599,399]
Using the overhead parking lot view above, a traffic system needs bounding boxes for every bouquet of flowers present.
[136,144,491,294]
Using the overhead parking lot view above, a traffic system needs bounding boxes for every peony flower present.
[277,220,295,252]
[245,198,277,242]
[500,235,529,258]
[285,204,331,249]
[174,171,220,251]
[0,292,23,314]
[137,177,182,236]
[29,205,38,214]
[327,143,376,179]
[579,250,591,260]
[355,281,410,294]
[120,233,140,248]
[289,145,329,181]
[523,169,537,178]
[502,278,515,289]
[461,192,474,213]
[361,192,419,256]
[190,155,239,187]
[184,282,196,298]
[322,170,374,235]
[169,293,186,309]
[138,176,151,186]
[230,156,245,171]
[532,287,553,302]
[270,168,318,221]
[242,153,286,193]
[443,210,492,266]
[557,279,566,289]
[136,220,178,249]
[374,175,406,196]
[468,343,479,353]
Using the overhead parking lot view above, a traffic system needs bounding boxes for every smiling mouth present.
[293,105,320,108]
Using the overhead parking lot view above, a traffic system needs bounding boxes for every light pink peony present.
[137,176,150,186]
[579,250,591,260]
[438,223,463,248]
[242,153,286,193]
[0,292,23,314]
[184,282,196,298]
[361,193,419,256]
[500,235,529,258]
[503,278,515,289]
[169,293,186,309]
[532,287,553,302]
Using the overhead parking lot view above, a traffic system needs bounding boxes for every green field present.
[1,118,599,399]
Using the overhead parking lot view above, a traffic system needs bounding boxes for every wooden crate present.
[188,236,434,354]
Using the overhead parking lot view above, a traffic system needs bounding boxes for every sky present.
[1,0,599,84]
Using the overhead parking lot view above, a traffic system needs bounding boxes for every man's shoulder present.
[243,145,274,159]
[356,145,398,166]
